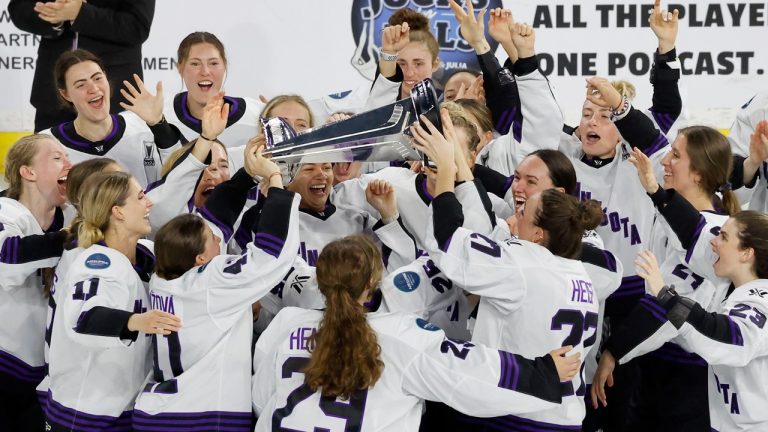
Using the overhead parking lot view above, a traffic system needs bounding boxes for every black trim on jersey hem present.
[52,114,127,156]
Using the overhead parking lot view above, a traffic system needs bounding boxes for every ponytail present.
[720,189,741,217]
[304,235,384,399]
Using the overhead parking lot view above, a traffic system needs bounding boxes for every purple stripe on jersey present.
[254,242,280,258]
[180,93,201,125]
[650,109,672,134]
[133,411,252,431]
[685,216,707,264]
[648,350,707,366]
[46,394,132,430]
[420,178,434,202]
[607,276,645,298]
[512,118,523,144]
[644,133,669,157]
[198,207,234,242]
[254,232,285,249]
[639,298,668,323]
[495,109,514,133]
[224,96,240,119]
[0,350,45,382]
[649,343,707,366]
[57,115,120,149]
[439,235,453,253]
[601,249,617,272]
[0,235,19,264]
[728,317,744,346]
[503,175,514,193]
[247,187,261,201]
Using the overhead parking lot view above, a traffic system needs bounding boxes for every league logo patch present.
[85,253,111,270]
[393,271,421,292]
[350,0,502,81]
[749,288,768,298]
[416,317,441,331]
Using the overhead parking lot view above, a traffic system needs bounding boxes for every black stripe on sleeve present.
[75,306,138,341]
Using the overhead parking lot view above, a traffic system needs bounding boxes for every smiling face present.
[287,163,333,212]
[179,42,227,109]
[27,138,73,207]
[579,100,621,159]
[661,134,701,195]
[710,218,752,279]
[397,41,439,97]
[60,61,110,123]
[333,162,362,185]
[511,155,557,213]
[193,142,230,208]
[115,178,153,238]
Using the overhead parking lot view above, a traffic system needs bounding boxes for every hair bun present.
[388,8,430,31]
[574,199,603,231]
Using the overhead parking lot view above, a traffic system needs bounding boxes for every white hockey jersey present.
[672,279,768,431]
[42,112,176,188]
[133,190,300,431]
[728,91,768,212]
[0,198,65,385]
[474,68,563,177]
[45,241,154,431]
[253,307,565,432]
[428,225,599,428]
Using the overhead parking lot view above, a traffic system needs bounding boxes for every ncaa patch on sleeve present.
[416,318,440,331]
[393,271,420,292]
[85,253,111,270]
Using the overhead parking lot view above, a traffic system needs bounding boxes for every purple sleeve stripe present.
[601,250,618,272]
[247,187,261,201]
[0,235,19,264]
[650,110,672,133]
[639,298,668,323]
[503,175,514,192]
[234,226,251,250]
[512,117,523,143]
[198,208,234,242]
[609,285,646,299]
[254,232,285,250]
[253,241,281,258]
[439,235,453,253]
[728,318,745,346]
[145,178,164,193]
[132,411,252,429]
[685,217,707,264]
[649,350,708,366]
[495,109,514,133]
[644,134,669,157]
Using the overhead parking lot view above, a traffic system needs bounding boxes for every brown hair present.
[53,49,107,109]
[535,189,603,259]
[731,211,768,279]
[4,134,56,200]
[78,171,132,248]
[455,98,493,134]
[260,95,314,129]
[160,139,227,177]
[388,9,439,63]
[177,32,228,67]
[304,235,385,399]
[154,214,208,280]
[678,126,740,216]
[528,149,578,195]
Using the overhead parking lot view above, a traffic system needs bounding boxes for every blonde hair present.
[77,171,132,248]
[440,102,481,152]
[611,80,636,102]
[160,139,227,177]
[260,95,314,129]
[4,134,57,200]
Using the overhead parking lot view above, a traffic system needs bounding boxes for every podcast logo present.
[350,0,502,81]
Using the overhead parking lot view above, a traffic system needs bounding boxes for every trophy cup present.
[262,78,443,165]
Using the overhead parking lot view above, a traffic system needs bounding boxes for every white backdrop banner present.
[1,0,766,131]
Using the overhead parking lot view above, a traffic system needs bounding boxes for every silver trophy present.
[262,79,442,164]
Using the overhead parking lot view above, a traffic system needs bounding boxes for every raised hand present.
[585,77,623,110]
[510,22,536,59]
[119,74,165,126]
[628,147,659,194]
[749,120,768,162]
[449,0,489,53]
[365,179,398,221]
[455,75,485,101]
[649,0,679,54]
[591,350,616,408]
[324,112,351,125]
[635,250,665,296]
[244,136,281,185]
[488,8,514,43]
[201,91,229,141]
[127,310,182,335]
[381,22,410,54]
[549,346,581,381]
[410,112,455,172]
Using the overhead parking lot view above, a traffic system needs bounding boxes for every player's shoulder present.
[369,312,445,351]
[70,244,133,278]
[0,197,34,227]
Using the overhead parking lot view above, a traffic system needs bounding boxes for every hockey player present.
[0,135,71,431]
[40,49,180,188]
[164,32,264,151]
[133,145,299,431]
[623,211,768,431]
[45,171,181,432]
[414,109,603,429]
[253,235,583,431]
